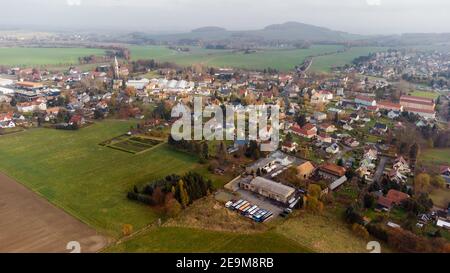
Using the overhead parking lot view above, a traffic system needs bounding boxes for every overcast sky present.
[1,0,449,35]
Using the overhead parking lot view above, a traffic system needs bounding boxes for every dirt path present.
[0,173,110,253]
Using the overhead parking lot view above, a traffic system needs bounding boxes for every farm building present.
[239,177,295,204]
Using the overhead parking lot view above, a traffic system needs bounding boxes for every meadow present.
[105,227,310,253]
[0,120,204,237]
[420,148,450,166]
[0,47,106,66]
[309,47,388,73]
[129,45,345,71]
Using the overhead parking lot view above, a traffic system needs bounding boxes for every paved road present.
[0,173,110,253]
[373,156,388,183]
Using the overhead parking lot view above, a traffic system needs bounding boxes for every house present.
[311,90,333,105]
[400,95,435,112]
[290,123,317,139]
[0,120,15,129]
[389,169,408,183]
[318,163,346,180]
[393,156,411,174]
[436,219,450,230]
[355,95,377,107]
[377,189,410,211]
[329,175,348,191]
[317,132,332,143]
[239,176,296,204]
[373,123,388,133]
[69,115,85,127]
[281,141,298,153]
[326,143,340,154]
[440,166,450,177]
[319,123,337,133]
[387,111,401,119]
[296,161,316,180]
[17,101,47,113]
[314,112,327,122]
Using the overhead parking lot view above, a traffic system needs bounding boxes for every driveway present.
[373,156,388,183]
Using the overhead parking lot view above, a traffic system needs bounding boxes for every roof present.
[329,176,348,191]
[378,101,402,109]
[303,123,316,131]
[319,163,346,177]
[249,177,295,198]
[297,161,315,174]
[400,95,434,103]
[377,196,393,209]
[355,95,375,102]
[386,189,409,204]
[401,98,435,107]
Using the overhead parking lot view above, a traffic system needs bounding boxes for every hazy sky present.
[1,0,449,34]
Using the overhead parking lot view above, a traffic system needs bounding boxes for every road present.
[373,156,389,183]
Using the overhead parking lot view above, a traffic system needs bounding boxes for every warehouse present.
[239,176,295,204]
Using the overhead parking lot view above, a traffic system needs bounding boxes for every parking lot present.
[236,189,285,221]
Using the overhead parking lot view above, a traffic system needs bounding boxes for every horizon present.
[0,0,449,35]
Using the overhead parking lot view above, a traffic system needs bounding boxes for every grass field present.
[420,148,450,166]
[0,120,203,237]
[409,90,440,100]
[273,210,392,253]
[105,227,311,253]
[130,45,344,71]
[309,47,388,73]
[430,188,450,208]
[0,47,106,66]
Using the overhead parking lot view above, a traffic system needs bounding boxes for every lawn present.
[105,227,311,253]
[420,148,450,166]
[309,47,388,73]
[129,45,344,71]
[0,120,203,237]
[409,90,440,100]
[429,188,450,208]
[0,47,106,66]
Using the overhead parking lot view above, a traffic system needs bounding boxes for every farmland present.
[0,47,106,66]
[129,45,345,71]
[420,148,450,166]
[309,47,388,73]
[0,120,204,237]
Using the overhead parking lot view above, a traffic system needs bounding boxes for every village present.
[0,46,450,253]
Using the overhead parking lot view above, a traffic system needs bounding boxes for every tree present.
[414,173,431,194]
[164,193,182,217]
[352,223,369,240]
[308,184,322,199]
[363,193,376,209]
[409,143,419,160]
[295,114,307,127]
[305,196,324,214]
[151,187,165,205]
[178,179,190,208]
[122,224,133,236]
[431,175,446,189]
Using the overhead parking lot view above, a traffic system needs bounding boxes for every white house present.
[355,95,377,107]
[326,143,340,154]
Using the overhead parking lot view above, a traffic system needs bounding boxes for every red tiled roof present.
[404,107,436,114]
[319,163,346,177]
[386,190,409,205]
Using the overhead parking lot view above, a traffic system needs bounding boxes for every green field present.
[0,120,203,237]
[420,148,450,166]
[309,47,388,73]
[105,227,311,253]
[0,47,106,66]
[130,45,344,71]
[429,188,450,208]
[410,90,440,100]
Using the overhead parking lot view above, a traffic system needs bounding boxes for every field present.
[130,45,344,71]
[429,188,450,209]
[0,120,204,237]
[309,47,388,73]
[0,47,106,66]
[0,172,109,253]
[420,148,450,166]
[273,210,392,253]
[105,227,310,253]
[409,90,440,100]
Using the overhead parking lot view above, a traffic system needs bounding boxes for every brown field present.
[0,173,110,253]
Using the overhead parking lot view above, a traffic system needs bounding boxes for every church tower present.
[113,56,120,79]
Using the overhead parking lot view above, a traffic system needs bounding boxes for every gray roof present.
[250,177,295,197]
[329,176,348,191]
